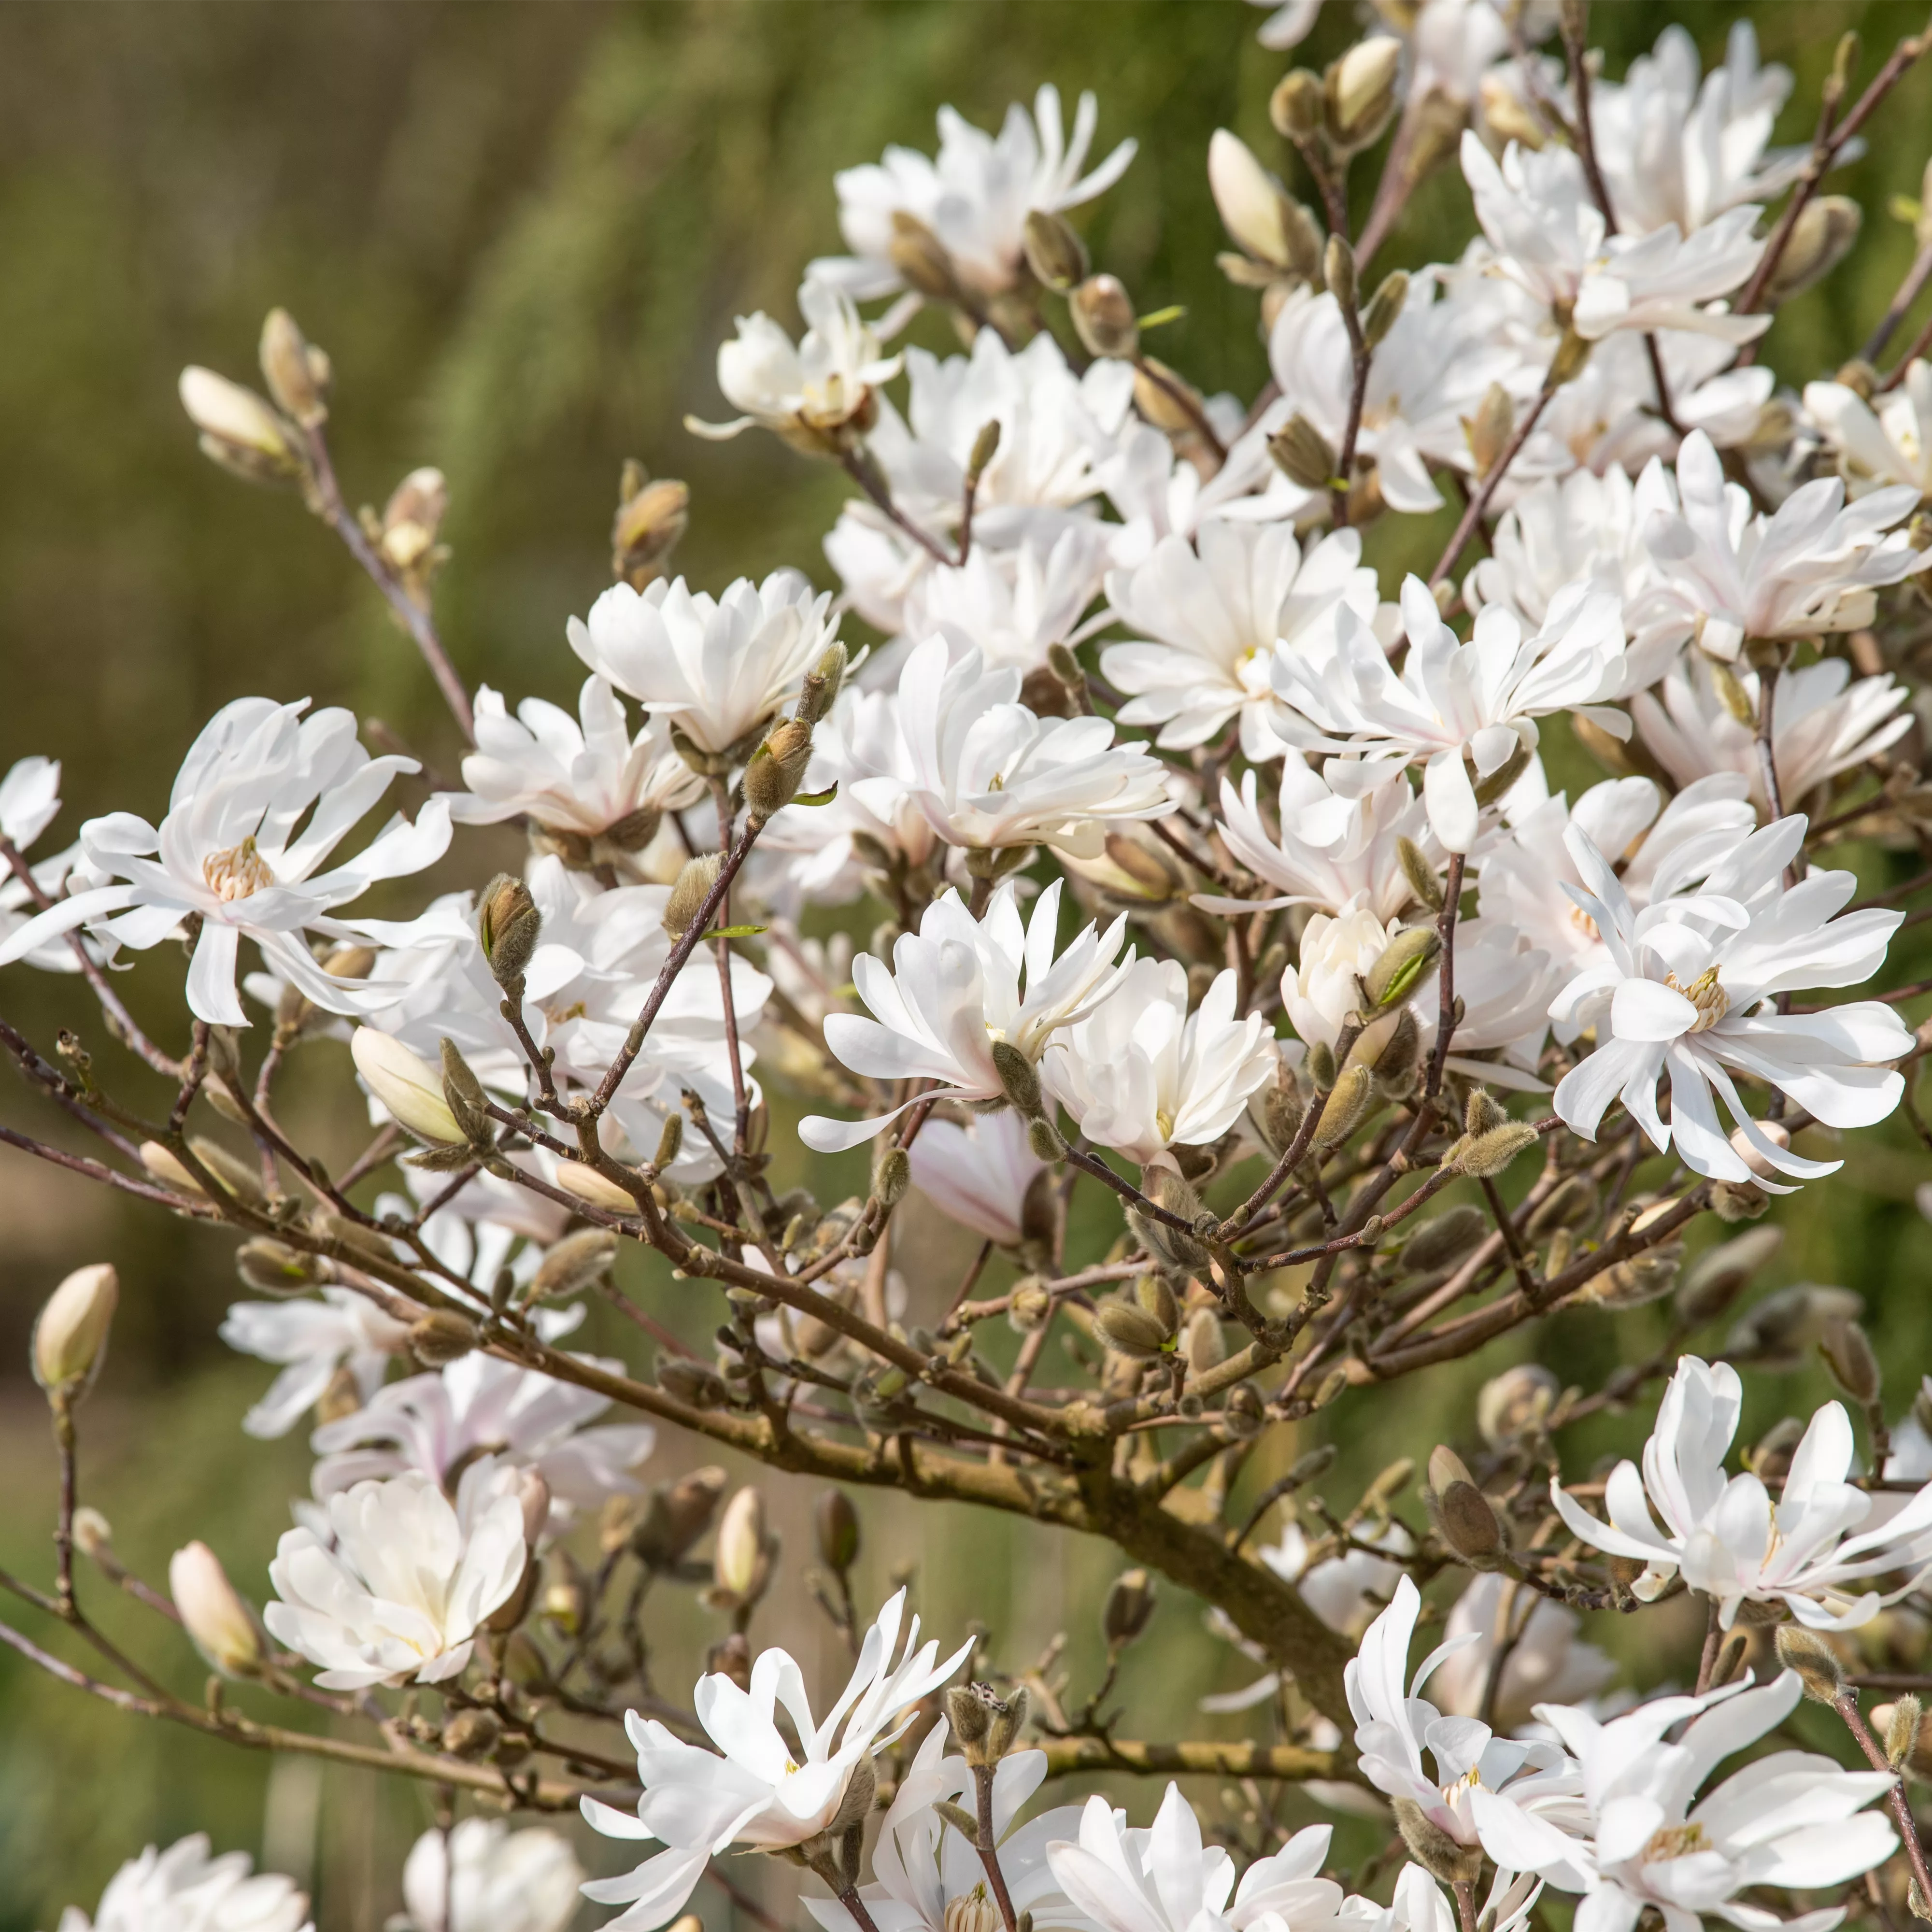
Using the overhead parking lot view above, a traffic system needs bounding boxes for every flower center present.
[202,836,274,903]
[1155,1108,1175,1141]
[945,1888,1002,1932]
[1641,1822,1709,1863]
[1568,902,1600,942]
[1664,966,1728,1032]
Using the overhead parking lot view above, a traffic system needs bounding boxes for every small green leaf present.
[790,783,839,807]
[1137,304,1186,330]
[701,923,768,940]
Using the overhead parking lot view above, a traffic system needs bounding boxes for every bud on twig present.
[1888,1694,1925,1772]
[1364,927,1440,1008]
[1477,1364,1558,1446]
[169,1542,265,1679]
[664,853,725,939]
[745,718,816,822]
[633,1467,728,1567]
[1023,209,1090,292]
[873,1147,910,1208]
[612,462,690,589]
[1425,1446,1506,1569]
[1775,1623,1847,1704]
[658,1359,729,1410]
[258,308,329,428]
[352,1029,465,1145]
[478,874,541,988]
[1392,1799,1483,1885]
[710,1486,774,1611]
[441,1708,502,1761]
[1453,1122,1540,1178]
[178,367,303,485]
[533,1228,619,1302]
[1325,37,1402,153]
[1094,1299,1173,1359]
[1763,196,1862,305]
[814,1490,860,1574]
[1819,1316,1882,1406]
[1071,275,1139,359]
[1400,1204,1486,1272]
[1322,234,1357,316]
[1103,1568,1156,1646]
[991,1040,1044,1118]
[1207,130,1301,272]
[409,1310,480,1366]
[1312,1064,1373,1152]
[1268,413,1337,491]
[440,1038,494,1147]
[32,1263,118,1397]
[1270,69,1324,143]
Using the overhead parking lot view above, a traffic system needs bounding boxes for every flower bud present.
[1325,37,1402,153]
[372,467,449,578]
[1136,1271,1181,1335]
[890,212,960,300]
[554,1159,644,1215]
[1464,1089,1507,1136]
[652,1112,685,1175]
[1400,1204,1486,1273]
[1268,413,1336,491]
[1269,70,1325,143]
[745,718,816,822]
[1322,234,1357,316]
[1454,1122,1540,1178]
[32,1263,118,1395]
[533,1227,619,1302]
[634,1466,727,1567]
[352,1029,465,1145]
[1183,1307,1226,1375]
[1133,357,1207,438]
[1312,1063,1374,1152]
[439,1037,494,1147]
[1397,838,1444,912]
[178,367,303,484]
[1477,1364,1558,1447]
[873,1147,910,1208]
[1820,1316,1882,1406]
[663,853,724,939]
[1023,210,1090,292]
[1775,1623,1847,1704]
[1131,1168,1211,1273]
[1222,1382,1264,1439]
[258,308,329,428]
[1426,1445,1506,1568]
[170,1541,265,1678]
[1009,1278,1052,1332]
[1728,1282,1863,1369]
[1071,275,1138,359]
[945,1681,994,1757]
[657,1359,729,1410]
[990,1038,1044,1117]
[814,1489,860,1573]
[1208,130,1301,270]
[441,1708,502,1760]
[711,1486,773,1608]
[1027,1117,1066,1163]
[1888,1694,1926,1773]
[142,1137,267,1207]
[478,874,541,988]
[1359,270,1408,350]
[1763,196,1862,306]
[1094,1299,1172,1359]
[1364,926,1440,1008]
[1392,1799,1482,1885]
[73,1507,122,1578]
[612,464,690,589]
[408,1310,480,1366]
[1102,1568,1156,1647]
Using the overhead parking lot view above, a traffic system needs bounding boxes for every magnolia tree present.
[20,3,1932,1929]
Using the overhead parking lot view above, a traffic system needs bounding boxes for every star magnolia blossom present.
[1043,961,1276,1166]
[1270,577,1629,854]
[1635,430,1924,661]
[1427,1575,1617,1733]
[568,571,841,757]
[309,1352,654,1534]
[55,1835,313,1932]
[0,753,95,975]
[1805,360,1932,500]
[1471,1672,1898,1932]
[906,1109,1048,1249]
[896,634,1173,856]
[801,878,1134,1151]
[1551,1354,1932,1627]
[448,677,705,850]
[810,85,1135,303]
[1631,652,1911,815]
[264,1465,527,1690]
[1101,525,1381,758]
[581,1588,972,1932]
[806,1721,1088,1932]
[1460,134,1767,342]
[695,277,902,442]
[900,527,1113,676]
[219,1288,414,1440]
[1348,1577,1581,1853]
[0,697,452,1025]
[399,1820,583,1932]
[1549,815,1912,1184]
[1204,764,1438,924]
[1046,1785,1345,1932]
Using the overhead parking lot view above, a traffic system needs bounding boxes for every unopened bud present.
[612,466,690,588]
[796,641,848,727]
[1267,413,1337,492]
[945,1681,994,1755]
[1023,210,1090,292]
[1009,1278,1052,1332]
[1208,130,1300,270]
[1312,1064,1373,1151]
[1071,275,1139,359]
[1359,270,1408,350]
[1269,69,1325,143]
[1094,1299,1172,1359]
[1325,37,1402,152]
[664,853,725,939]
[745,718,815,822]
[1135,1272,1181,1339]
[441,1708,502,1760]
[1775,1623,1847,1704]
[142,1137,267,1207]
[1364,926,1440,1008]
[352,1029,465,1145]
[258,309,328,428]
[478,874,541,988]
[73,1507,121,1577]
[533,1228,619,1302]
[1396,837,1444,912]
[1548,327,1593,386]
[32,1263,118,1395]
[991,1039,1044,1117]
[634,1466,727,1567]
[1764,196,1862,306]
[1103,1568,1156,1646]
[170,1541,265,1678]
[711,1486,772,1606]
[814,1490,860,1573]
[658,1359,729,1410]
[1477,1364,1558,1447]
[1427,1446,1506,1568]
[1026,1117,1065,1163]
[1728,1282,1863,1368]
[1131,1168,1210,1272]
[1392,1799,1483,1885]
[1888,1694,1926,1771]
[1820,1316,1882,1406]
[408,1310,480,1366]
[889,212,959,300]
[1400,1204,1487,1273]
[178,367,302,483]
[439,1038,494,1146]
[1465,1090,1508,1137]
[1322,234,1357,315]
[1455,1122,1540,1178]
[1222,1382,1264,1438]
[1463,383,1515,479]
[874,1147,910,1208]
[1184,1307,1226,1374]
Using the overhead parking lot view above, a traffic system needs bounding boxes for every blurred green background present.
[6,1,1932,1925]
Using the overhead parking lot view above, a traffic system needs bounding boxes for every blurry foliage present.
[5,0,1932,1924]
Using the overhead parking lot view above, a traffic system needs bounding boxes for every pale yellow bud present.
[32,1263,118,1394]
[169,1541,264,1678]
[177,368,301,481]
[1208,130,1298,270]
[350,1029,465,1145]
[553,1159,645,1215]
[1326,37,1402,152]
[711,1486,772,1606]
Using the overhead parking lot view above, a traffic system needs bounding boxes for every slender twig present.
[1133,355,1226,469]
[971,1763,1022,1932]
[1837,1691,1932,1910]
[839,450,955,567]
[1866,238,1932,364]
[1427,384,1559,590]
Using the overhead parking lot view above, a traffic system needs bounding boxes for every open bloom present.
[810,85,1134,304]
[1101,525,1381,758]
[1271,577,1629,853]
[1635,430,1924,661]
[1471,1672,1897,1931]
[906,1109,1048,1250]
[0,753,96,975]
[1631,652,1911,815]
[56,1835,312,1932]
[1549,815,1912,1183]
[1349,1577,1580,1852]
[897,634,1172,856]
[398,1820,583,1932]
[581,1588,971,1932]
[0,698,451,1024]
[801,878,1134,1151]
[1427,1575,1617,1732]
[219,1288,413,1439]
[1550,1354,1932,1627]
[1043,961,1276,1165]
[264,1466,526,1689]
[1047,1785,1345,1932]
[807,1719,1088,1932]
[695,278,901,443]
[1806,360,1932,500]
[448,677,704,853]
[309,1352,654,1534]
[568,571,840,757]
[901,526,1112,677]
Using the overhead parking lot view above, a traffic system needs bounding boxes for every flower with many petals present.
[1427,1575,1617,1732]
[1806,361,1932,501]
[907,1109,1049,1251]
[398,1820,583,1932]
[0,753,100,974]
[901,526,1113,676]
[55,1835,312,1932]
[219,1288,413,1440]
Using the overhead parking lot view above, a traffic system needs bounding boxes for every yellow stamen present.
[202,836,273,903]
[1664,966,1728,1033]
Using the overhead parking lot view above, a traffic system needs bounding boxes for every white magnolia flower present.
[0,753,97,974]
[694,277,901,442]
[810,85,1134,304]
[398,1819,583,1932]
[1343,1867,1540,1932]
[581,1587,971,1932]
[1272,578,1629,854]
[896,634,1173,857]
[448,677,705,849]
[1099,420,1305,570]
[309,1351,654,1533]
[1806,361,1932,500]
[264,1465,526,1690]
[1549,815,1912,1184]
[568,571,840,757]
[901,526,1113,675]
[1205,763,1438,924]
[1461,134,1767,342]
[1635,430,1924,661]
[806,1720,1088,1932]
[219,1289,413,1440]
[1262,1519,1411,1640]
[1477,774,1758,988]
[1245,0,1321,50]
[1471,1672,1898,1931]
[1591,22,1808,237]
[0,698,452,1025]
[1102,525,1382,758]
[1047,1784,1344,1932]
[1349,1576,1580,1853]
[54,1835,311,1932]
[907,1109,1048,1249]
[1044,961,1276,1166]
[1427,1575,1617,1732]
[801,878,1134,1151]
[1551,1354,1932,1628]
[1632,652,1912,815]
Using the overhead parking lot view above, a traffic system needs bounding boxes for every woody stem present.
[972,1762,1022,1932]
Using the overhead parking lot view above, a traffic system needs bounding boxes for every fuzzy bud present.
[1426,1446,1506,1569]
[663,853,725,939]
[1222,1382,1264,1439]
[1270,69,1324,142]
[73,1507,121,1578]
[352,1029,465,1145]
[1268,413,1337,491]
[1819,1316,1882,1406]
[1009,1278,1053,1332]
[1359,270,1408,349]
[258,308,329,428]
[814,1490,860,1574]
[1775,1623,1847,1704]
[612,465,690,588]
[1454,1122,1540,1178]
[169,1542,265,1679]
[32,1263,118,1396]
[1130,1168,1211,1272]
[1312,1064,1373,1152]
[991,1039,1044,1118]
[1364,926,1441,1008]
[873,1147,910,1208]
[744,718,815,822]
[1392,1800,1482,1885]
[439,1037,494,1147]
[178,367,302,484]
[441,1708,502,1761]
[533,1227,619,1302]
[1026,1117,1066,1163]
[1465,1090,1508,1137]
[408,1310,480,1366]
[1071,275,1139,359]
[634,1467,727,1567]
[478,874,541,988]
[1102,1569,1156,1647]
[1325,37,1402,153]
[1889,1694,1927,1772]
[1400,1204,1487,1273]
[1094,1299,1172,1359]
[1477,1364,1558,1447]
[796,641,849,727]
[1397,838,1444,912]
[1023,210,1090,292]
[1763,196,1862,305]
[1183,1307,1226,1375]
